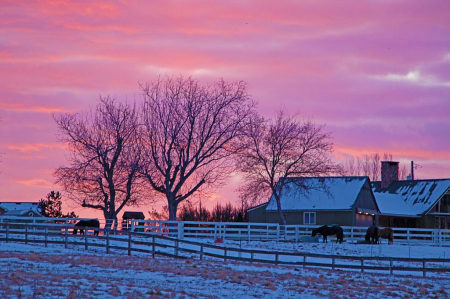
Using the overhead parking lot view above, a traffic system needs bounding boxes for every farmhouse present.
[372,161,450,229]
[248,176,379,226]
[0,202,42,217]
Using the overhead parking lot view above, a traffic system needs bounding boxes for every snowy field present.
[1,239,450,298]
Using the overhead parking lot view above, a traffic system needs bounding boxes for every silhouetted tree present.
[38,191,78,218]
[54,96,144,229]
[238,109,337,225]
[140,76,256,220]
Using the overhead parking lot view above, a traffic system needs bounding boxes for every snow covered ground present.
[0,239,449,298]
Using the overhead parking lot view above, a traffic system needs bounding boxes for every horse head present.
[311,229,318,237]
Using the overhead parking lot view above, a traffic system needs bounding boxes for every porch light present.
[365,213,369,215]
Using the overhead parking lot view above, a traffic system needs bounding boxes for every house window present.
[304,212,316,225]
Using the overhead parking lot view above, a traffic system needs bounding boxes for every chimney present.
[381,161,399,189]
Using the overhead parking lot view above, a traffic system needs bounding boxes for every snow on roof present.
[266,177,369,211]
[372,179,450,216]
[2,208,43,217]
[0,202,40,212]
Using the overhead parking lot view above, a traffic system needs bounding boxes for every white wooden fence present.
[1,216,450,245]
[1,222,449,278]
[124,219,450,246]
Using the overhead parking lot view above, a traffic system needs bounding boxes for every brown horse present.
[73,219,100,236]
[365,226,379,244]
[378,227,394,245]
[312,225,344,243]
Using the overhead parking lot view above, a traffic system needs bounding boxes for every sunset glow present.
[1,1,449,218]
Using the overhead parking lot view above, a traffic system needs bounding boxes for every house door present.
[355,213,374,227]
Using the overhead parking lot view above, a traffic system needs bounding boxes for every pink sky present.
[1,1,449,218]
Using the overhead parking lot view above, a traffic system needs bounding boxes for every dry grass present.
[0,245,449,298]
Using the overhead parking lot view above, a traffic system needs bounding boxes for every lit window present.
[304,212,316,225]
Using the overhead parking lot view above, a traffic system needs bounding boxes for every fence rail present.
[1,216,450,245]
[0,222,449,278]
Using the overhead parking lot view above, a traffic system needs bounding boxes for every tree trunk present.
[276,197,286,226]
[168,201,178,221]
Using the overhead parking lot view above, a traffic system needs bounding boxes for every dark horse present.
[73,219,100,236]
[378,227,394,245]
[311,225,344,243]
[365,226,379,244]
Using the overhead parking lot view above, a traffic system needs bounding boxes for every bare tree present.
[341,152,407,180]
[53,96,144,229]
[140,76,256,220]
[342,153,381,181]
[238,109,337,225]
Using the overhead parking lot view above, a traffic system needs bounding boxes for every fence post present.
[407,229,410,245]
[295,226,299,242]
[152,235,155,258]
[200,245,203,261]
[85,228,88,250]
[178,222,184,240]
[303,255,306,268]
[361,259,364,273]
[45,228,48,248]
[351,227,354,243]
[65,225,68,249]
[158,220,162,236]
[275,253,279,265]
[128,232,132,256]
[276,225,280,241]
[106,230,110,254]
[224,249,227,261]
[332,256,335,270]
[25,224,28,244]
[422,259,426,278]
[248,224,250,242]
[6,223,9,243]
[251,252,254,263]
[389,259,393,275]
[175,240,178,256]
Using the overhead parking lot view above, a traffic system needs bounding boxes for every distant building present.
[122,211,146,231]
[372,161,450,229]
[0,202,42,217]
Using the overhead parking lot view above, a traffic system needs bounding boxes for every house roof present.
[266,176,370,211]
[0,202,40,212]
[2,209,43,217]
[372,179,450,216]
[247,202,269,212]
[122,211,145,220]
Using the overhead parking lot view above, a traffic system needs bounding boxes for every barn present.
[371,161,450,229]
[248,176,379,226]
